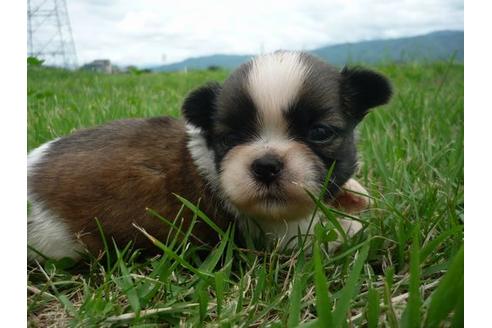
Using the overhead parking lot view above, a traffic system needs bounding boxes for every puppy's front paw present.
[331,178,371,214]
[340,218,363,237]
[327,219,363,253]
[326,178,368,253]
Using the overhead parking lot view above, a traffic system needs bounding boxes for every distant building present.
[81,59,112,73]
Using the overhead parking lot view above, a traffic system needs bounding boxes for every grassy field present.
[27,61,464,327]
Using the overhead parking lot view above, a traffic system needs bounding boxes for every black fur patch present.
[211,86,259,169]
[214,89,258,138]
[340,67,392,120]
[211,62,259,166]
[182,82,222,131]
[285,97,328,139]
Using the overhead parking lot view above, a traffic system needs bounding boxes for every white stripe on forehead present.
[247,52,309,136]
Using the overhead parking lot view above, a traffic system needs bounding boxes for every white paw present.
[327,218,363,253]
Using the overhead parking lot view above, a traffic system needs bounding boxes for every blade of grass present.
[366,283,380,328]
[252,262,266,304]
[36,261,78,317]
[197,284,209,324]
[301,163,336,249]
[235,276,245,314]
[113,240,141,315]
[327,235,395,264]
[104,303,199,323]
[313,226,333,327]
[383,267,399,328]
[133,224,213,279]
[174,194,226,239]
[450,287,464,328]
[215,270,225,319]
[400,223,421,328]
[424,245,464,328]
[146,207,208,247]
[332,243,370,328]
[287,257,307,328]
[306,189,348,243]
[94,217,111,269]
[199,226,231,273]
[420,225,463,263]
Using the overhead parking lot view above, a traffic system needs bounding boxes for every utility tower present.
[27,0,78,69]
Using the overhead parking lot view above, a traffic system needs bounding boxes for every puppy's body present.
[28,51,391,261]
[28,118,233,260]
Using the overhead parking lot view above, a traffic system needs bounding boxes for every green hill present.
[152,30,463,71]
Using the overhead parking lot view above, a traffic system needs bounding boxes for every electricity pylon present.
[27,0,78,69]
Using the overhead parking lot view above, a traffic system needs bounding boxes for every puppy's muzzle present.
[251,153,284,184]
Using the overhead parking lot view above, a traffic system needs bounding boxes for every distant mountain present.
[152,30,463,72]
[312,30,463,65]
[153,54,252,72]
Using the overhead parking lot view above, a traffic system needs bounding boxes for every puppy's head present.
[183,51,391,221]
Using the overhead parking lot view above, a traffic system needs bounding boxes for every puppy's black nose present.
[251,154,284,184]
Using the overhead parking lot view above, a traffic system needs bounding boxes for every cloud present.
[65,0,463,66]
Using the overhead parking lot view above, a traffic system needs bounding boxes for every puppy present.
[27,51,391,261]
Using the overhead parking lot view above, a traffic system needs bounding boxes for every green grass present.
[27,61,464,327]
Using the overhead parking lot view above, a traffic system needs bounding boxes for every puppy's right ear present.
[340,67,392,122]
[182,82,222,131]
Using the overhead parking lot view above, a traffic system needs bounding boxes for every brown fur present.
[29,117,231,254]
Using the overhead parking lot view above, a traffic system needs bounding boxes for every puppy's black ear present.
[182,82,222,131]
[340,67,392,121]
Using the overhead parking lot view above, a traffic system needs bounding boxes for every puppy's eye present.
[307,124,337,143]
[222,133,242,148]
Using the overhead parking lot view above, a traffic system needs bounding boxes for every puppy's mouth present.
[227,178,317,221]
[252,184,288,204]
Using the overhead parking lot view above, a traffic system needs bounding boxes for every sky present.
[63,0,463,67]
